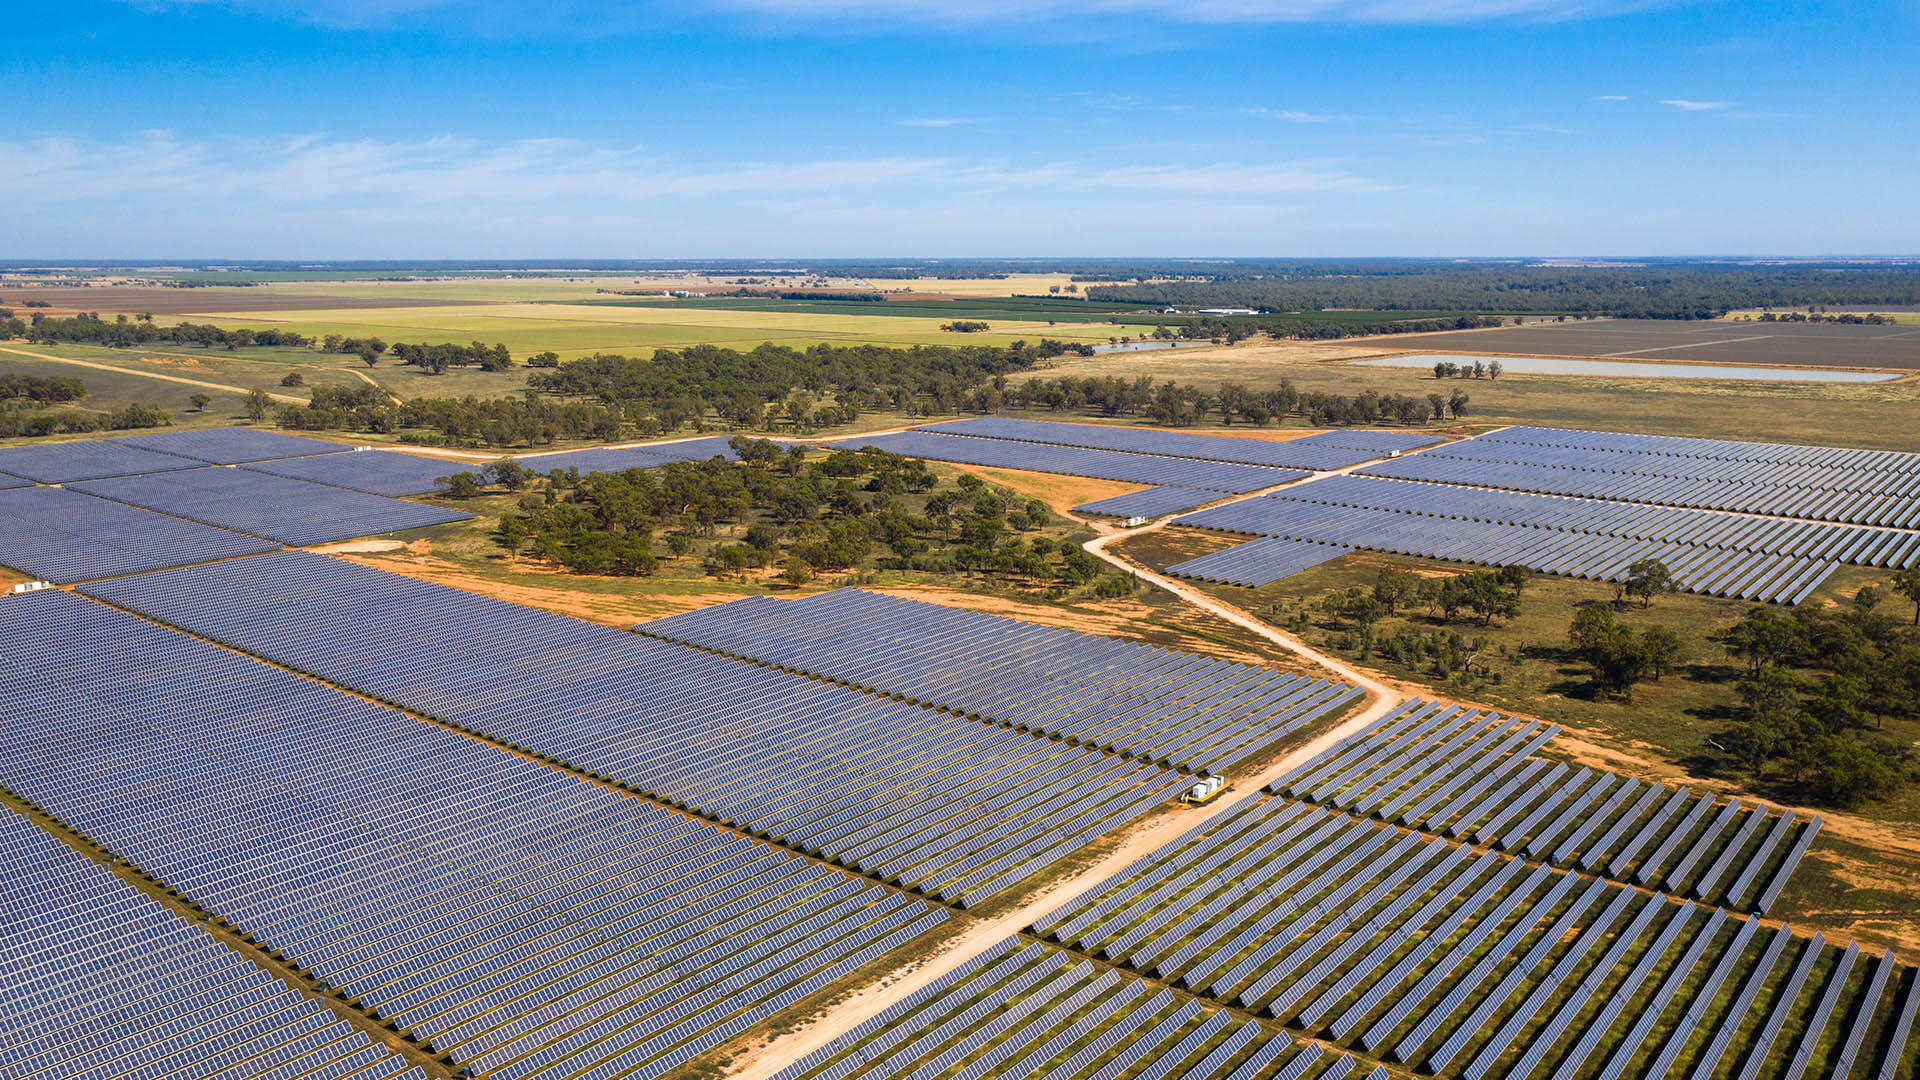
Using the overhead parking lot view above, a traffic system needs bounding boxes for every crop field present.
[1378,317,1920,370]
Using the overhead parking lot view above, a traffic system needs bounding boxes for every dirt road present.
[0,344,307,404]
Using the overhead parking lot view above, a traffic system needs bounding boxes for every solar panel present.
[0,485,279,582]
[67,466,474,545]
[116,427,351,463]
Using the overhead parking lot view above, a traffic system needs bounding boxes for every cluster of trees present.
[1709,573,1920,807]
[0,401,169,439]
[319,335,388,366]
[480,438,1133,595]
[0,372,86,404]
[1750,311,1895,324]
[11,312,310,349]
[941,321,991,333]
[527,342,1047,432]
[272,384,624,446]
[1432,359,1504,379]
[1319,566,1529,661]
[389,340,513,373]
[1083,263,1920,319]
[999,375,1462,428]
[1568,604,1686,699]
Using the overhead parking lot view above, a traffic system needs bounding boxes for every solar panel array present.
[83,552,1183,906]
[0,438,206,483]
[1290,429,1445,455]
[0,588,947,1080]
[515,435,743,476]
[69,467,474,546]
[1364,443,1920,528]
[1165,536,1350,588]
[918,417,1423,470]
[1072,484,1219,519]
[1483,424,1920,474]
[1268,700,1821,913]
[117,427,351,464]
[640,589,1362,774]
[1033,794,1918,1080]
[1174,496,1839,602]
[242,449,481,497]
[0,472,28,489]
[1253,473,1920,568]
[0,485,280,583]
[828,431,1310,493]
[0,807,422,1080]
[773,936,1351,1080]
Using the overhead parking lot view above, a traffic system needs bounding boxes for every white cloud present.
[1242,107,1350,122]
[1660,98,1730,110]
[1594,94,1630,101]
[902,118,975,127]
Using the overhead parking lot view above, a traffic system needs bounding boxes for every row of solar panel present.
[1268,700,1820,913]
[63,467,471,547]
[1172,498,1839,602]
[1425,435,1920,499]
[918,417,1440,471]
[513,435,744,476]
[0,485,281,583]
[1032,795,1920,1080]
[82,552,1182,906]
[639,589,1362,775]
[828,430,1310,493]
[0,428,350,483]
[1072,484,1220,519]
[1265,473,1920,568]
[0,807,421,1080]
[1363,451,1920,529]
[0,589,947,1080]
[772,936,1363,1080]
[1481,424,1920,476]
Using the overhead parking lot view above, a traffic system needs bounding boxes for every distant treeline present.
[0,400,170,439]
[1152,313,1506,344]
[1002,375,1468,426]
[1086,265,1920,320]
[11,312,311,349]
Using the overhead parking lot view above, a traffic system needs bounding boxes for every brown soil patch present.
[946,463,1139,516]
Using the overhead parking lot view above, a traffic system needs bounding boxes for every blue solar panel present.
[0,438,207,483]
[242,448,481,496]
[920,417,1405,470]
[115,427,350,464]
[1073,485,1218,519]
[0,485,280,582]
[68,466,474,545]
[81,552,1181,907]
[516,435,744,476]
[0,588,943,1080]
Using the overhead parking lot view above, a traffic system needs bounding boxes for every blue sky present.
[3,0,1915,257]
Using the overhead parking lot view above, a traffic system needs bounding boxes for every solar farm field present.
[0,589,947,1080]
[0,484,280,582]
[80,551,1187,908]
[830,431,1311,494]
[0,806,423,1080]
[1032,789,1920,1080]
[69,466,475,546]
[641,589,1362,775]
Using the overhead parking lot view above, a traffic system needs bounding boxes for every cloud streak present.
[1660,98,1730,110]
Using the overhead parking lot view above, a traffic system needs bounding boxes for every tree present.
[244,388,273,422]
[440,472,481,498]
[189,393,211,412]
[1372,568,1417,614]
[1895,567,1920,626]
[1621,557,1677,608]
[1639,626,1685,679]
[782,555,814,586]
[1487,360,1504,379]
